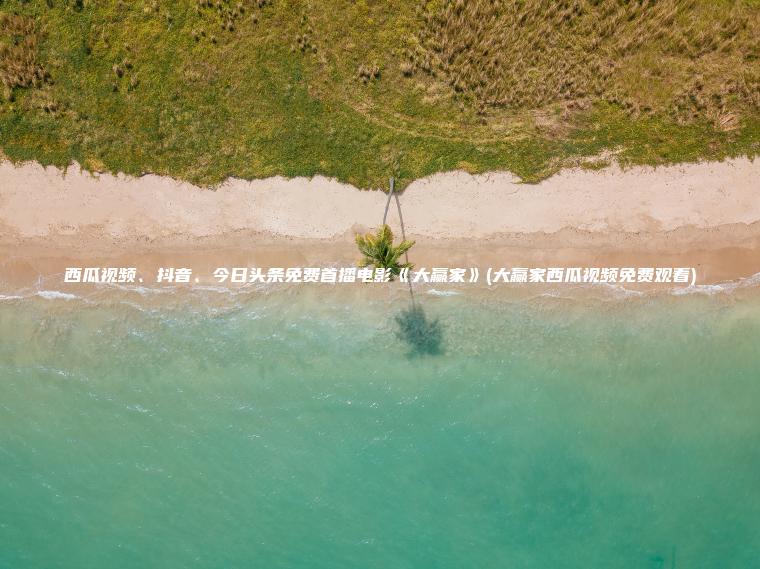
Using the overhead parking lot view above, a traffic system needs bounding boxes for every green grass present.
[0,0,757,189]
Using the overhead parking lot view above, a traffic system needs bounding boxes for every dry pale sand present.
[1,157,759,291]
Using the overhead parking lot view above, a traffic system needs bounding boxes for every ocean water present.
[1,287,760,568]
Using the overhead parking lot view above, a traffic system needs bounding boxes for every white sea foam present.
[191,285,240,294]
[671,284,726,296]
[36,290,80,301]
[1,270,758,308]
[114,284,175,295]
[35,365,76,380]
[127,404,151,414]
[0,294,23,301]
[671,272,760,296]
[599,283,645,298]
[426,289,462,297]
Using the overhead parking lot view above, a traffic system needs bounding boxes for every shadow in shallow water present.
[394,304,443,356]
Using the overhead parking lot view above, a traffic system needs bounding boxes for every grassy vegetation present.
[0,0,758,189]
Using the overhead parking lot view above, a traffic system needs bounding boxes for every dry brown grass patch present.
[0,13,48,100]
[407,0,759,122]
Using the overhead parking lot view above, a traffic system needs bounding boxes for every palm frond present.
[354,224,415,280]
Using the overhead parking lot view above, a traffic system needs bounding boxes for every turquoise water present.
[2,288,760,568]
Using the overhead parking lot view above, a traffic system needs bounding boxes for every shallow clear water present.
[2,289,760,568]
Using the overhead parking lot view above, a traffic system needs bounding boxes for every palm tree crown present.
[355,224,414,280]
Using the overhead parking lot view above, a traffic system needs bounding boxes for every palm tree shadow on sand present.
[373,176,444,357]
[394,304,444,357]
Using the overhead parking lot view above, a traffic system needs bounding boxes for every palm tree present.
[355,224,414,280]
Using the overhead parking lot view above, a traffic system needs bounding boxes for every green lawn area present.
[0,0,757,189]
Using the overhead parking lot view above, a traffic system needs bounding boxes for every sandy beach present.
[1,157,759,292]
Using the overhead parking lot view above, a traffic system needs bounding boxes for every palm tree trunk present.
[382,177,394,226]
[382,177,416,305]
[394,189,415,306]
